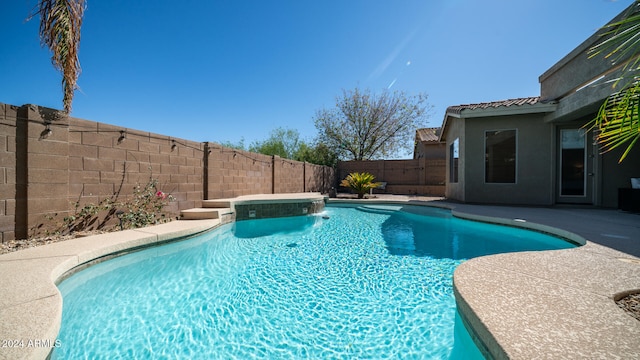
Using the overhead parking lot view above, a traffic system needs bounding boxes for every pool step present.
[201,199,233,208]
[180,207,233,220]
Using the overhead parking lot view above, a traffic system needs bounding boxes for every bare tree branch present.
[314,88,430,160]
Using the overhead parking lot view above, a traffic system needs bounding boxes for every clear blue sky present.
[1,0,634,156]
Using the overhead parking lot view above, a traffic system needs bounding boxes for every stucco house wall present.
[600,140,640,208]
[443,118,465,202]
[414,141,446,160]
[463,114,554,205]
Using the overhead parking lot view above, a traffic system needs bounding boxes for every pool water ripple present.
[52,204,575,359]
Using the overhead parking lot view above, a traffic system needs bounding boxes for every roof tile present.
[415,127,441,142]
[446,96,540,115]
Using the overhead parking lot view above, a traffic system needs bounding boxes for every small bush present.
[340,172,382,199]
[33,177,175,238]
[116,178,175,230]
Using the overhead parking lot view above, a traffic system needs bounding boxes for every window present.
[449,138,459,183]
[485,130,516,183]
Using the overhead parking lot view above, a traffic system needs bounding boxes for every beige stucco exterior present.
[413,141,446,160]
[468,114,553,205]
[442,108,640,207]
[444,118,465,202]
[443,112,557,205]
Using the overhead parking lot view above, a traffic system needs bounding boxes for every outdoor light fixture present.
[39,124,52,140]
[171,139,177,152]
[117,130,126,144]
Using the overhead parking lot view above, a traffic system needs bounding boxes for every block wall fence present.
[0,103,335,242]
[337,159,445,196]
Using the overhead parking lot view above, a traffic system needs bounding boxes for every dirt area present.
[0,230,108,255]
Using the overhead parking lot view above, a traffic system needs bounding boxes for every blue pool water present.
[52,204,576,359]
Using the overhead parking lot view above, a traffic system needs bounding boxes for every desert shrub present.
[32,177,175,238]
[340,172,382,199]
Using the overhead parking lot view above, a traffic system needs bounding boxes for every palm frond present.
[588,1,640,90]
[586,1,640,162]
[586,80,640,163]
[35,0,86,113]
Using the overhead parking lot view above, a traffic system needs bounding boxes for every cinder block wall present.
[20,105,72,240]
[205,145,273,199]
[0,103,336,241]
[274,157,304,194]
[0,104,18,242]
[67,117,205,220]
[305,163,334,193]
[337,159,445,196]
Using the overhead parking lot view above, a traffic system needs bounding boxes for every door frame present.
[556,127,595,204]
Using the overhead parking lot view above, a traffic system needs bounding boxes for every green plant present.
[33,177,175,238]
[62,197,116,234]
[340,172,382,199]
[586,1,640,162]
[587,83,640,162]
[117,178,175,230]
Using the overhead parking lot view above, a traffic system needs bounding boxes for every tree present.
[242,127,338,166]
[218,138,246,151]
[28,0,86,114]
[294,141,339,167]
[314,88,430,160]
[249,127,302,159]
[586,0,640,163]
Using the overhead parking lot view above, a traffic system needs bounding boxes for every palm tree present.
[586,0,640,163]
[30,0,86,114]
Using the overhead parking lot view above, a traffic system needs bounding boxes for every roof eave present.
[457,102,557,118]
[439,102,558,142]
[438,114,457,142]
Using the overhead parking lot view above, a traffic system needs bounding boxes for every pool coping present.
[1,195,639,359]
[448,211,640,359]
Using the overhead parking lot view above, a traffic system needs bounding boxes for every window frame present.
[484,129,517,184]
[449,138,459,183]
[559,128,587,197]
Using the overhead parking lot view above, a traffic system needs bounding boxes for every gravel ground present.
[0,231,108,255]
[2,231,639,322]
[617,293,640,321]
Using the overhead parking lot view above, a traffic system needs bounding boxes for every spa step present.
[201,199,233,208]
[180,207,233,220]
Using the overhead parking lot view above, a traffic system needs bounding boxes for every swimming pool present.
[52,203,576,359]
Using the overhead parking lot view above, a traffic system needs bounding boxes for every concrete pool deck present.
[442,201,640,359]
[1,193,639,359]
